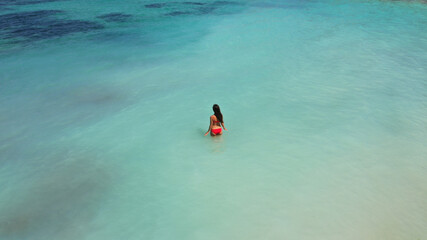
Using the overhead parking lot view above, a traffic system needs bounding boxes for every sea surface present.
[1,0,426,239]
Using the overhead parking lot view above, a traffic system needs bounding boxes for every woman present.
[205,104,228,136]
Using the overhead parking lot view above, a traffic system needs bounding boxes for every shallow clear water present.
[1,0,427,239]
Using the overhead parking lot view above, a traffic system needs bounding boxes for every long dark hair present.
[213,104,223,123]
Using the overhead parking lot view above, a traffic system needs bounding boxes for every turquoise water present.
[1,0,427,239]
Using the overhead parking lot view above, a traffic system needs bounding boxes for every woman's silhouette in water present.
[205,104,227,136]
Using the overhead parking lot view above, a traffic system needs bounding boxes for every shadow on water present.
[96,13,133,23]
[0,157,112,239]
[144,1,245,17]
[0,84,133,170]
[0,0,63,6]
[0,10,104,44]
[41,84,128,125]
[40,84,133,129]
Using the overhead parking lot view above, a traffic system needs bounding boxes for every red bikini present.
[211,128,222,134]
[211,120,222,134]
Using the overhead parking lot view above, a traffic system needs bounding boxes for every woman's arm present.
[221,122,227,131]
[204,117,213,136]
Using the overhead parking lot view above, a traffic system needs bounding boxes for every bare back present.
[211,115,221,128]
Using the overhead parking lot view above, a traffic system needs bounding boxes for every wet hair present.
[213,104,223,123]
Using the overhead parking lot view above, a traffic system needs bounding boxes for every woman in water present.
[205,104,227,136]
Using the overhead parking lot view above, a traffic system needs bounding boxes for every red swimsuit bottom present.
[211,128,222,134]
